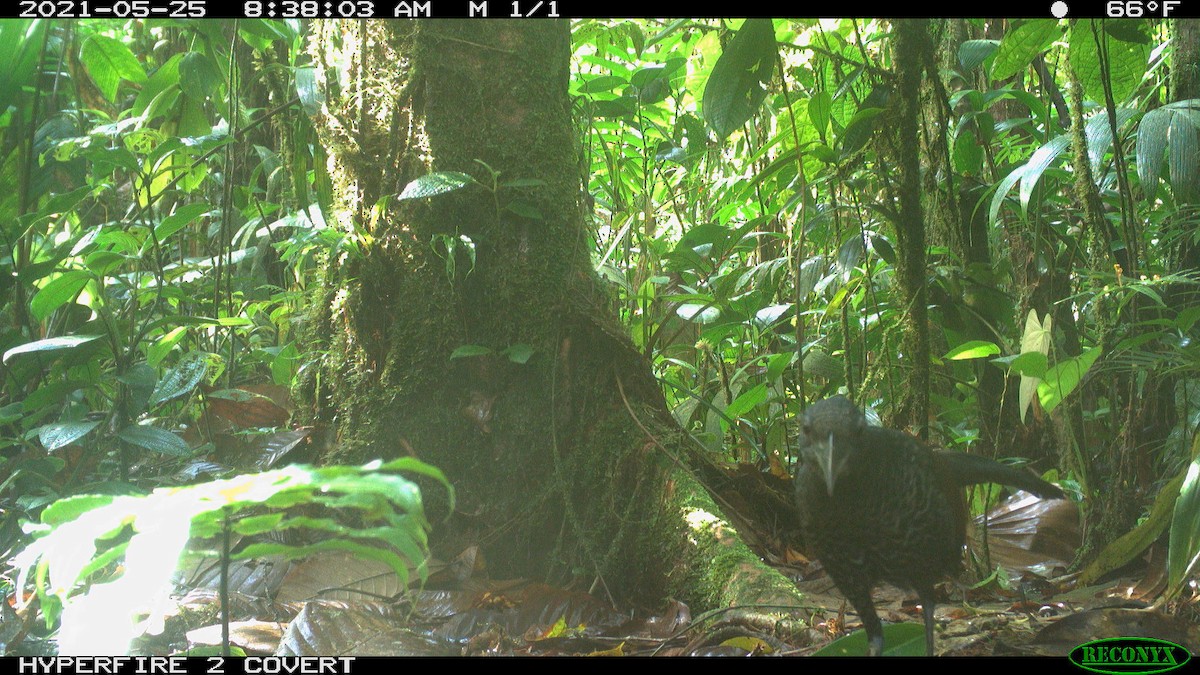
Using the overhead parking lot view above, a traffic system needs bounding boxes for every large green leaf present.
[1018,310,1052,423]
[808,91,832,139]
[812,622,927,656]
[133,53,182,118]
[1167,111,1198,204]
[154,202,210,242]
[179,51,223,100]
[39,421,102,452]
[0,20,48,116]
[990,20,1061,80]
[2,335,103,365]
[12,459,448,654]
[958,39,999,72]
[702,19,777,139]
[1018,134,1071,217]
[1167,451,1200,600]
[1083,107,1138,175]
[945,340,1000,361]
[1068,20,1148,106]
[119,364,158,417]
[80,35,147,103]
[295,66,323,116]
[149,352,209,407]
[1037,346,1102,415]
[1134,101,1200,203]
[724,383,767,422]
[118,425,191,456]
[397,172,474,200]
[31,271,92,322]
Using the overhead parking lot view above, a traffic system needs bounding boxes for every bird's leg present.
[846,590,884,656]
[918,586,937,656]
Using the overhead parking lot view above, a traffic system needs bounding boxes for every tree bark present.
[299,19,802,612]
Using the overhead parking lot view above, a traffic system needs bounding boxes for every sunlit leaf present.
[945,341,1000,361]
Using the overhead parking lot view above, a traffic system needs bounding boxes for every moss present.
[662,469,805,610]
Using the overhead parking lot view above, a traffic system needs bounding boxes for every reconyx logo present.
[1070,638,1191,674]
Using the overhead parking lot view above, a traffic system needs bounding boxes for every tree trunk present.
[884,20,931,436]
[298,19,802,612]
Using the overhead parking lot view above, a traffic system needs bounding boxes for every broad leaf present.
[3,335,103,365]
[118,425,191,456]
[80,35,147,102]
[1037,347,1102,415]
[149,352,209,407]
[31,271,92,322]
[990,20,1061,81]
[703,19,777,139]
[945,341,1000,361]
[397,172,474,200]
[39,421,102,452]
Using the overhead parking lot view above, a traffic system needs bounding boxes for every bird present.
[793,395,1065,656]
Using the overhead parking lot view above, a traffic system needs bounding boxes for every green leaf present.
[1167,454,1200,599]
[450,345,493,359]
[80,35,147,102]
[39,421,102,452]
[677,303,721,324]
[1037,346,1101,415]
[3,335,103,365]
[149,352,209,407]
[989,164,1025,227]
[808,91,831,138]
[703,19,777,138]
[958,39,999,72]
[1167,111,1198,204]
[232,513,286,535]
[397,172,474,200]
[1019,134,1071,217]
[945,341,1000,361]
[0,21,48,118]
[40,494,118,527]
[813,622,927,656]
[1068,20,1148,106]
[994,351,1048,377]
[754,304,792,327]
[1018,309,1052,424]
[118,425,191,456]
[1084,108,1138,177]
[502,344,534,364]
[839,107,883,156]
[133,53,182,118]
[31,271,92,322]
[295,66,323,116]
[725,383,767,421]
[147,327,188,368]
[154,203,210,242]
[271,342,299,386]
[953,129,984,176]
[179,51,223,99]
[118,363,158,416]
[990,20,1061,81]
[577,75,626,93]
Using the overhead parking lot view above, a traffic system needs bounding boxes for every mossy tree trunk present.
[881,20,932,436]
[298,20,802,612]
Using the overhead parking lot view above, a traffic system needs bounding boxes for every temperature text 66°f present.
[1106,0,1182,16]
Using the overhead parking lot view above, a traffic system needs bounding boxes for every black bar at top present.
[7,0,1199,19]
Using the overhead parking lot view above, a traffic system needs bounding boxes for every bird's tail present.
[933,450,1065,499]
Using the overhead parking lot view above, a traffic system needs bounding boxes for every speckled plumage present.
[794,396,1064,656]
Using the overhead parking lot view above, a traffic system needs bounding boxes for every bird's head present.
[800,395,867,496]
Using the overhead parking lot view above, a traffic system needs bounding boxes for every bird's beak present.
[819,432,837,496]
